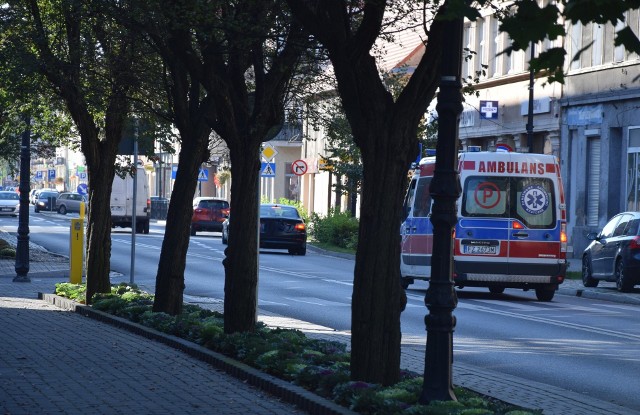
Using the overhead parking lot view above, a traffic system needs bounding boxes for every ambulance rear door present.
[456,170,511,277]
[508,156,563,277]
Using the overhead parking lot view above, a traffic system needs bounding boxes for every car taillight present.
[295,223,306,231]
[630,236,640,250]
[222,208,230,216]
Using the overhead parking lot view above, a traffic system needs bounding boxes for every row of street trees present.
[1,0,639,390]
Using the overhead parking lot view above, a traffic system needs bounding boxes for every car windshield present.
[0,193,19,200]
[40,192,58,198]
[199,200,227,209]
[260,206,300,219]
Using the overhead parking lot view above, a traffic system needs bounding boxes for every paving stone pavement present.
[0,230,638,415]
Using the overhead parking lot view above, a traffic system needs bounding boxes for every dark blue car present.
[582,211,640,292]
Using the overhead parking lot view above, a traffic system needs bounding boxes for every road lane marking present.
[258,299,290,306]
[455,301,640,341]
[114,237,353,286]
[283,297,350,307]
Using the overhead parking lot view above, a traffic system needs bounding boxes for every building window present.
[614,18,626,62]
[477,17,486,79]
[592,24,604,66]
[491,17,500,76]
[463,23,473,80]
[570,23,582,70]
[586,136,601,226]
[626,128,640,210]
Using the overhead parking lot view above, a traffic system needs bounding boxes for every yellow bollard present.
[69,218,84,284]
[80,200,85,220]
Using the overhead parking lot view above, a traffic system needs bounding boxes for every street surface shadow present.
[406,287,538,302]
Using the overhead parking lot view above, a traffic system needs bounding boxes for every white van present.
[401,151,568,301]
[110,166,151,234]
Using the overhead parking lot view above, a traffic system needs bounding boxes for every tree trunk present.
[85,165,116,302]
[223,145,261,334]
[350,131,410,385]
[153,136,208,315]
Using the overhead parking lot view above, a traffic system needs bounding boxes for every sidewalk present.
[0,234,638,415]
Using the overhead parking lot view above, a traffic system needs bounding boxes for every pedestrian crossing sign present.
[198,168,209,182]
[261,162,276,177]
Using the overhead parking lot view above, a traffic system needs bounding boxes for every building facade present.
[560,11,640,257]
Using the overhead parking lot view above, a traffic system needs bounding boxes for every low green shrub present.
[54,282,540,415]
[0,247,16,258]
[309,208,359,250]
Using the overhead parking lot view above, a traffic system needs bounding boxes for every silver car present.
[56,192,87,215]
[0,191,20,217]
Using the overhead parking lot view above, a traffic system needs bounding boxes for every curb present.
[558,287,640,305]
[307,245,355,261]
[0,269,70,279]
[40,293,356,415]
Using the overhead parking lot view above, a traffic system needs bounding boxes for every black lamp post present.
[14,116,31,282]
[420,10,464,404]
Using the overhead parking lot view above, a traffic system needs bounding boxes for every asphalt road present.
[4,210,640,411]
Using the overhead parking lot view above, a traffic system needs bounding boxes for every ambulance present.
[400,150,568,301]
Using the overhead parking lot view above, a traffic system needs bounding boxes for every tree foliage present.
[1,0,154,302]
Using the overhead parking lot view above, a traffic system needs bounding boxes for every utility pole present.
[420,8,463,404]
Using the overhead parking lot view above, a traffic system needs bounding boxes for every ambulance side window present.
[413,178,432,217]
[402,178,417,221]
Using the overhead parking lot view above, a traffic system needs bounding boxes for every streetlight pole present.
[420,9,464,404]
[14,116,31,282]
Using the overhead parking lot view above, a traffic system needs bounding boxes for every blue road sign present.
[261,162,276,177]
[35,171,43,181]
[48,169,56,180]
[198,168,209,182]
[77,183,88,195]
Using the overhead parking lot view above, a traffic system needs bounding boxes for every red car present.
[190,197,229,236]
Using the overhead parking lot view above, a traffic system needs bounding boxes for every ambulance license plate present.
[463,245,498,255]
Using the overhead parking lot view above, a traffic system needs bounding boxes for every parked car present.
[0,191,20,217]
[32,188,57,205]
[34,191,59,213]
[190,197,229,236]
[258,204,307,255]
[29,189,38,204]
[582,211,640,292]
[56,192,87,215]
